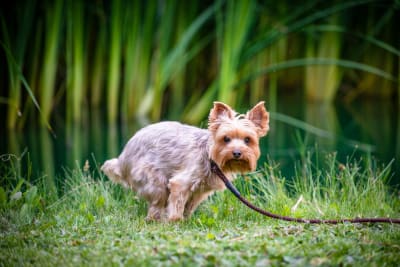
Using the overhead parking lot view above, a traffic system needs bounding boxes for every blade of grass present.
[1,1,35,129]
[0,41,55,136]
[39,127,57,198]
[1,26,21,129]
[182,80,217,124]
[305,24,400,57]
[271,111,375,152]
[236,58,398,87]
[19,21,43,129]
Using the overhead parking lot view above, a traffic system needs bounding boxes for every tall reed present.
[39,128,57,197]
[107,0,122,123]
[38,0,63,125]
[66,0,86,123]
[90,6,106,108]
[187,1,325,121]
[1,1,35,129]
[357,5,396,99]
[182,80,218,124]
[145,0,218,121]
[23,23,42,127]
[121,0,141,119]
[398,57,400,159]
[184,0,256,123]
[305,16,342,102]
[2,24,21,129]
[251,3,289,111]
[122,0,156,120]
[168,2,199,118]
[1,0,399,130]
[1,43,54,133]
[217,0,254,105]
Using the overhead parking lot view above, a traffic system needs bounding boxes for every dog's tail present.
[101,158,129,188]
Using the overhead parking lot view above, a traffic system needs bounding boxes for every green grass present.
[1,152,399,266]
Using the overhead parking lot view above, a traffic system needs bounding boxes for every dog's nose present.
[233,150,241,159]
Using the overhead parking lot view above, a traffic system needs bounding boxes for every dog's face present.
[208,101,269,173]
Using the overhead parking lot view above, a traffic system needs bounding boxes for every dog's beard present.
[220,158,253,173]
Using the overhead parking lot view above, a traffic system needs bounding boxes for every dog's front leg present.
[167,177,191,221]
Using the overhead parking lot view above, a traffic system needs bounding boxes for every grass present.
[1,151,399,266]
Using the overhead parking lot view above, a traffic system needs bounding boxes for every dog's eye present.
[244,137,250,144]
[223,136,231,143]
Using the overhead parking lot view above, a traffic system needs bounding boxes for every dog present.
[101,101,269,221]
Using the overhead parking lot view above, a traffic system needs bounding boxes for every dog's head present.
[208,101,269,173]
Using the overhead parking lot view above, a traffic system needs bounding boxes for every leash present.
[210,160,400,224]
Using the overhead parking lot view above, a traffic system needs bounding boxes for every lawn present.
[1,152,400,266]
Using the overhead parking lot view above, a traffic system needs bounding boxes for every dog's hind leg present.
[146,202,165,221]
[145,191,168,222]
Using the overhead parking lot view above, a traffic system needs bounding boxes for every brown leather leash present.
[210,160,400,224]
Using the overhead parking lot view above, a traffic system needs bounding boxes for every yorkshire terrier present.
[101,101,269,221]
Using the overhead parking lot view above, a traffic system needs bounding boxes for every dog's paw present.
[167,214,184,222]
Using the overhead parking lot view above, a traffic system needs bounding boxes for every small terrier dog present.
[101,101,269,221]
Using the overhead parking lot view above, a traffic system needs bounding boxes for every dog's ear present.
[246,101,269,137]
[208,102,235,132]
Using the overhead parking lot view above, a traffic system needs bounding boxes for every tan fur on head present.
[246,101,269,137]
[101,101,269,222]
[208,102,236,132]
[208,101,269,173]
[209,101,269,136]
